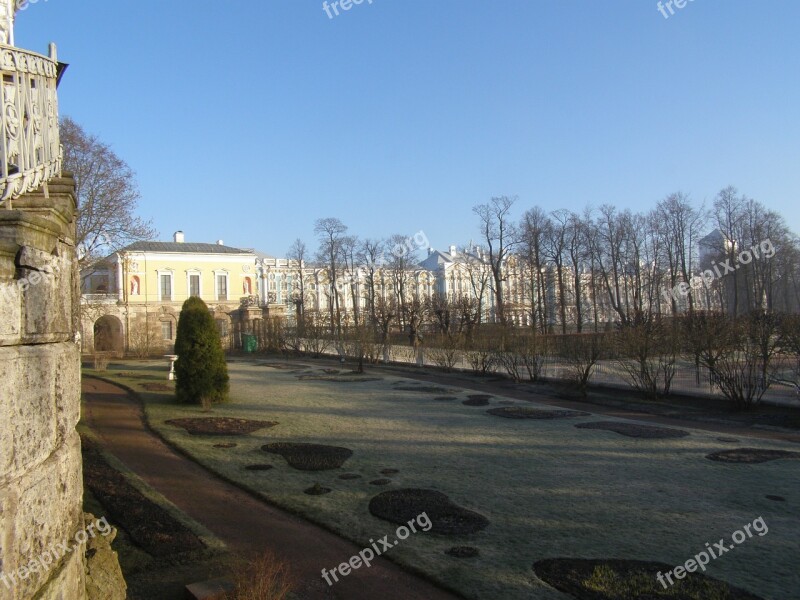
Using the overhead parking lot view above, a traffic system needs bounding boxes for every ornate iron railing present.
[0,43,61,205]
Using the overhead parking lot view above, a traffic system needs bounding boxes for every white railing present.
[0,43,61,205]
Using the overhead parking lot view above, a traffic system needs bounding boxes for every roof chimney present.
[217,239,224,246]
[173,231,184,243]
[449,245,457,257]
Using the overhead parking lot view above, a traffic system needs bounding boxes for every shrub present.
[705,312,778,409]
[493,332,549,383]
[427,334,464,372]
[464,330,499,375]
[615,315,677,399]
[174,297,229,405]
[684,311,778,409]
[225,551,293,600]
[555,332,608,395]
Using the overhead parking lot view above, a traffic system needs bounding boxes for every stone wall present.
[0,175,89,599]
[79,301,289,357]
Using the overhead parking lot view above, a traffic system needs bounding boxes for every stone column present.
[0,175,88,599]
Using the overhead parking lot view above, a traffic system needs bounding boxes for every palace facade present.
[82,230,753,355]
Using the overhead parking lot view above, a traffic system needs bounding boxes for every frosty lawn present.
[105,359,800,599]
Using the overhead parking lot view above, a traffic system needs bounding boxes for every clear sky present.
[15,0,800,256]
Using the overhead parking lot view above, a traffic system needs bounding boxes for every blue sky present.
[15,0,800,256]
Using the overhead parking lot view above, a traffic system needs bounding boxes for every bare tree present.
[591,205,631,325]
[581,206,605,331]
[385,233,417,339]
[565,212,590,333]
[520,207,552,333]
[427,292,455,338]
[655,192,706,315]
[373,295,398,348]
[340,235,361,326]
[286,238,308,330]
[314,218,348,337]
[357,238,384,327]
[61,117,156,268]
[473,196,519,326]
[454,245,492,327]
[547,210,570,334]
[713,187,746,316]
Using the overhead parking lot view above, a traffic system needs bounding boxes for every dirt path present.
[81,377,461,600]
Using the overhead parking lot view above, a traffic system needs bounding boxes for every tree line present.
[286,188,799,340]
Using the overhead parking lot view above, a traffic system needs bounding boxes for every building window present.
[161,321,173,340]
[189,274,201,297]
[160,273,173,301]
[94,274,109,293]
[217,274,228,301]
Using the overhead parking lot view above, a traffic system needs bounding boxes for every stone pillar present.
[265,303,287,320]
[0,175,88,599]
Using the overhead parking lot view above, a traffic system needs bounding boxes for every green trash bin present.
[242,334,257,353]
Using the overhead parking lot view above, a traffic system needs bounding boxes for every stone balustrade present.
[0,43,61,206]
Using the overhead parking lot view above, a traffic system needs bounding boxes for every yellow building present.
[81,232,264,355]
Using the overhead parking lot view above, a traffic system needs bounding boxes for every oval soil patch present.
[369,489,489,535]
[575,421,689,439]
[488,407,590,419]
[244,464,273,471]
[533,558,764,599]
[463,397,491,407]
[298,375,382,382]
[304,483,332,495]
[445,546,480,558]
[706,448,800,464]
[395,385,454,394]
[261,442,353,471]
[166,418,278,436]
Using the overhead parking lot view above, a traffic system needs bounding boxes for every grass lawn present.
[92,358,800,599]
